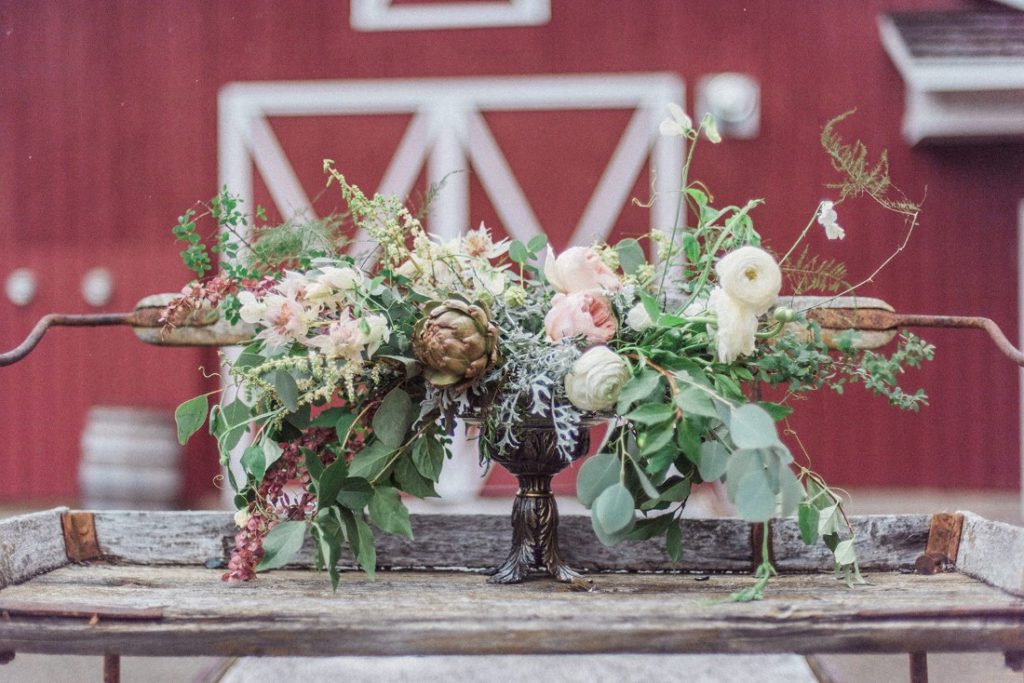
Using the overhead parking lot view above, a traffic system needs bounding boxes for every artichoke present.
[412,299,500,387]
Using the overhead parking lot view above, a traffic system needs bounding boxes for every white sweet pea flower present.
[702,113,722,144]
[625,302,654,332]
[709,287,759,363]
[715,246,782,316]
[233,509,250,528]
[659,103,692,137]
[564,346,631,412]
[236,291,266,324]
[817,200,845,240]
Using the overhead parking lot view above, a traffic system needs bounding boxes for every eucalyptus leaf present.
[256,521,306,571]
[629,458,661,500]
[527,234,548,253]
[729,404,780,449]
[778,466,805,518]
[625,403,675,426]
[615,238,646,275]
[576,452,620,508]
[734,467,776,522]
[593,483,635,534]
[616,370,662,414]
[509,240,530,264]
[833,539,857,565]
[696,441,729,481]
[639,423,675,457]
[674,387,719,419]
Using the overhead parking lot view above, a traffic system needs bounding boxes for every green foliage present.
[257,521,307,572]
[174,395,208,445]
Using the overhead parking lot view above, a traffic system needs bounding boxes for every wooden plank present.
[771,514,931,572]
[0,508,68,588]
[0,566,1020,657]
[956,511,1024,597]
[90,511,753,572]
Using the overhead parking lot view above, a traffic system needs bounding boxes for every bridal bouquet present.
[169,110,931,597]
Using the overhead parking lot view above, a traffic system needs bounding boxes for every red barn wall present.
[0,0,1020,504]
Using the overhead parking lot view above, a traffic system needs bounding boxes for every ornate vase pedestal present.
[478,420,592,584]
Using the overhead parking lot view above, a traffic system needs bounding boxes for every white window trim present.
[350,0,550,32]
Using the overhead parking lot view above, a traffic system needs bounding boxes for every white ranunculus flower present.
[709,287,759,363]
[236,291,266,324]
[715,246,782,316]
[817,200,845,240]
[625,302,654,332]
[564,346,631,412]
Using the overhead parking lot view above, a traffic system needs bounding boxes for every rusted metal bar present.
[909,651,928,683]
[61,511,102,562]
[915,512,964,575]
[103,653,120,683]
[0,313,134,367]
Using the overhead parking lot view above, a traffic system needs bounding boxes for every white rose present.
[564,346,631,412]
[709,287,758,363]
[236,291,266,324]
[715,246,782,316]
[544,245,622,294]
[625,302,654,332]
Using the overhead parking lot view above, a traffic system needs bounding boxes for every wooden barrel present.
[78,406,182,509]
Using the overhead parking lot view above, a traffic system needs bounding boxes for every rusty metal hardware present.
[61,511,102,562]
[0,293,255,366]
[783,296,1024,366]
[914,513,964,575]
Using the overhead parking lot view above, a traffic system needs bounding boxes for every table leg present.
[103,654,120,683]
[910,652,928,683]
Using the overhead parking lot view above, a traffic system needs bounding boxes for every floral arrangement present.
[169,109,931,598]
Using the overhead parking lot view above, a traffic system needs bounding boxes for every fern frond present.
[783,246,850,295]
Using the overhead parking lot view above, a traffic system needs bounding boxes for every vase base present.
[487,555,585,585]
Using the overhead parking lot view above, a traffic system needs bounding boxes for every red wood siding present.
[0,0,1020,503]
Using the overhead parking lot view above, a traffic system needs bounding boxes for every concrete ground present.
[0,488,1020,683]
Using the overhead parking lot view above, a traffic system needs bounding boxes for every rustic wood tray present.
[0,509,1021,681]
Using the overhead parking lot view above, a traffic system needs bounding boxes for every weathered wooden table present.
[0,509,1021,682]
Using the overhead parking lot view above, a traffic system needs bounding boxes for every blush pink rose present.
[544,246,622,294]
[544,292,617,345]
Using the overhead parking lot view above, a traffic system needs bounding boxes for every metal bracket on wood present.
[0,651,14,665]
[61,511,102,562]
[1006,650,1024,673]
[914,512,964,575]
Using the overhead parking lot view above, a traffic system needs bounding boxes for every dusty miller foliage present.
[472,296,585,462]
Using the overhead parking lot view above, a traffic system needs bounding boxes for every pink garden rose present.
[544,245,622,294]
[544,291,617,345]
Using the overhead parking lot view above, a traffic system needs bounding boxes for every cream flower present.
[236,291,266,324]
[544,245,622,294]
[462,222,509,259]
[233,509,250,528]
[709,287,759,363]
[625,302,654,332]
[257,294,308,350]
[308,314,366,361]
[703,113,722,144]
[564,346,631,412]
[659,103,692,137]
[715,246,782,316]
[817,200,845,240]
